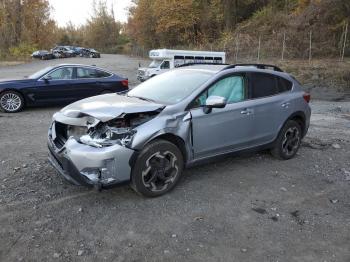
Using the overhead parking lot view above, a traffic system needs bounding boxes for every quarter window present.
[77,68,96,78]
[96,70,111,78]
[47,67,73,80]
[277,76,293,92]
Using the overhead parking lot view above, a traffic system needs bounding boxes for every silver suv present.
[48,64,311,197]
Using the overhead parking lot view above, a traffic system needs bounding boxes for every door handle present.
[281,102,290,108]
[241,108,253,115]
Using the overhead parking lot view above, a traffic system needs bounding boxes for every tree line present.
[0,0,125,58]
[127,0,349,59]
[0,0,349,60]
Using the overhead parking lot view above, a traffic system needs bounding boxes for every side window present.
[276,76,293,93]
[77,68,97,78]
[193,75,245,107]
[95,70,111,78]
[161,61,170,69]
[250,73,278,99]
[47,67,73,80]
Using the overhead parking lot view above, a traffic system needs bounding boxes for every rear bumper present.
[47,136,135,188]
[137,75,148,82]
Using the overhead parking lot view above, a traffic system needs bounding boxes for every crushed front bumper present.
[48,136,135,188]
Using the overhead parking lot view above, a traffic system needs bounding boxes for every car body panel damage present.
[48,94,179,187]
[60,93,165,122]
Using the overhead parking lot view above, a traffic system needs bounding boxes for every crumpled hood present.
[60,93,164,122]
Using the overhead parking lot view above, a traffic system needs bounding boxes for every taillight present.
[303,93,311,103]
[121,79,128,88]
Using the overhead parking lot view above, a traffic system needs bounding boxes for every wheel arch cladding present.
[147,134,188,163]
[288,111,306,137]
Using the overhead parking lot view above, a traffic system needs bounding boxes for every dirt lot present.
[0,54,349,262]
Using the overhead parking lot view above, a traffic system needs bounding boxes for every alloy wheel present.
[141,151,179,192]
[0,93,22,112]
[281,127,300,157]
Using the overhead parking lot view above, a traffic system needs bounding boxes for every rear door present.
[247,72,294,145]
[70,67,100,99]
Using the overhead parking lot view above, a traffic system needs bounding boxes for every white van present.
[137,49,226,81]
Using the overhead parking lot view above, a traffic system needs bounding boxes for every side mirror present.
[43,75,52,82]
[203,96,227,114]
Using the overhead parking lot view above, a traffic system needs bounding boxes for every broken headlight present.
[79,121,136,148]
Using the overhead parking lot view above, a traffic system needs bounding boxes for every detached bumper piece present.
[48,136,134,188]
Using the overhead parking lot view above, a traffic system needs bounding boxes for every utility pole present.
[257,35,261,62]
[281,31,286,61]
[341,22,348,61]
[309,30,312,63]
[235,34,239,62]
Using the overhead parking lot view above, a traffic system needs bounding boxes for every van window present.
[195,56,204,63]
[174,56,185,67]
[250,72,278,98]
[205,57,214,63]
[161,61,170,69]
[214,57,223,63]
[185,56,194,63]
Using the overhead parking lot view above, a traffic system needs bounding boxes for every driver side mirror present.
[203,96,227,114]
[42,75,52,83]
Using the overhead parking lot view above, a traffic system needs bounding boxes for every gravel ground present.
[0,54,349,262]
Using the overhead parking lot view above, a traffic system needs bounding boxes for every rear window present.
[250,72,278,98]
[250,73,292,99]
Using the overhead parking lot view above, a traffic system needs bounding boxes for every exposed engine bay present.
[66,112,159,148]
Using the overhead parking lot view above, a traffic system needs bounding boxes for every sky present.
[50,0,133,27]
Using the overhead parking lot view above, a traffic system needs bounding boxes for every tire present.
[130,139,184,197]
[0,90,25,113]
[271,120,302,160]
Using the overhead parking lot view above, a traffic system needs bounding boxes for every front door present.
[190,74,255,159]
[30,67,75,104]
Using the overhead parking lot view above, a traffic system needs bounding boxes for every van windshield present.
[149,60,163,68]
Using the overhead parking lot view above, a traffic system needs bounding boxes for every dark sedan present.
[31,50,55,60]
[0,64,128,112]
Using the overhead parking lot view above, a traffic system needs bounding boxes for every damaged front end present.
[48,110,160,188]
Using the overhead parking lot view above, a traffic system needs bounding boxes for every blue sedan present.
[0,64,129,112]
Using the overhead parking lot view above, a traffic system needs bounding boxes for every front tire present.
[131,139,184,197]
[271,120,302,160]
[0,91,24,113]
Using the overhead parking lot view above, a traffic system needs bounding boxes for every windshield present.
[28,66,54,79]
[128,70,213,104]
[149,60,163,68]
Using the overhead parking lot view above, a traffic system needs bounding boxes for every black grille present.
[54,122,68,149]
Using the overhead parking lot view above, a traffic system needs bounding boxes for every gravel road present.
[0,54,349,262]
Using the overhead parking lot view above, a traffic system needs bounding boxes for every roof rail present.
[176,62,229,68]
[222,64,283,72]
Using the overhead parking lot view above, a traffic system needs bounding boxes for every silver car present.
[48,64,311,197]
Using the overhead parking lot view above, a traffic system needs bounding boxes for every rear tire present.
[271,120,302,160]
[131,139,184,197]
[0,90,24,113]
